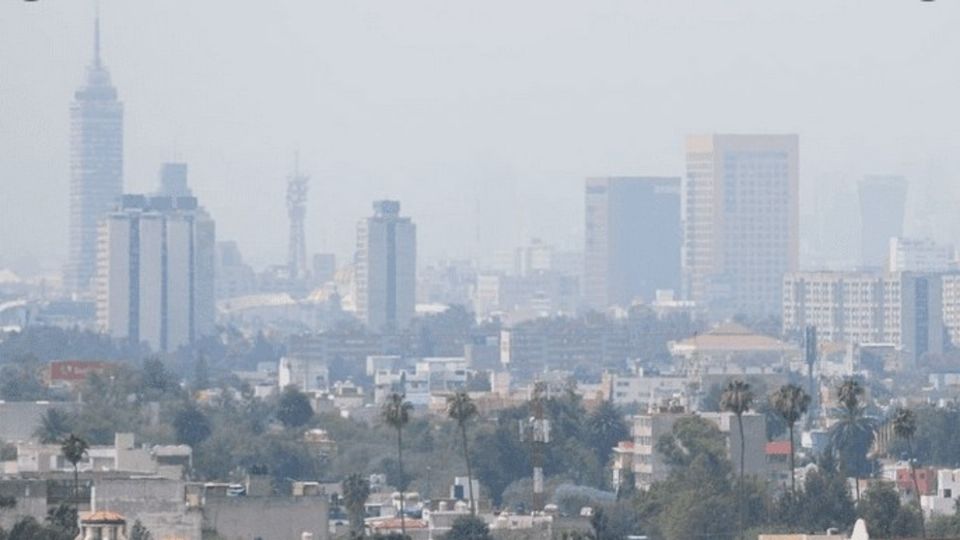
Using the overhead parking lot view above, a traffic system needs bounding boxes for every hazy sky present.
[1,1,959,274]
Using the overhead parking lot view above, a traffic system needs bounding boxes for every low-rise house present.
[14,433,190,479]
[922,468,960,516]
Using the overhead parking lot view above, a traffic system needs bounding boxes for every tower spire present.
[94,9,101,67]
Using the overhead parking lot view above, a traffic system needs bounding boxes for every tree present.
[446,392,478,514]
[46,504,78,540]
[34,409,75,444]
[586,401,629,468]
[443,515,491,540]
[343,473,371,538]
[130,520,152,540]
[720,379,752,540]
[60,434,88,512]
[893,407,926,539]
[829,379,875,502]
[772,384,810,494]
[173,403,212,447]
[381,393,413,536]
[858,482,922,539]
[276,387,314,428]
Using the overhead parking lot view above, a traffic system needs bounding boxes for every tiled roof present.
[82,511,126,524]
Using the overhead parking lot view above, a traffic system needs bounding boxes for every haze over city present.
[2,1,959,272]
[2,3,960,540]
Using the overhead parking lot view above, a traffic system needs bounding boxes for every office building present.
[96,190,215,353]
[355,201,416,332]
[584,176,681,310]
[782,271,943,367]
[859,175,907,269]
[65,17,124,294]
[889,237,953,273]
[683,135,799,317]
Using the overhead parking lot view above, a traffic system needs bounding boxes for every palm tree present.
[381,392,413,535]
[893,407,926,539]
[61,434,89,512]
[35,408,74,444]
[447,391,478,515]
[772,384,811,494]
[342,473,371,538]
[829,379,874,502]
[720,379,753,540]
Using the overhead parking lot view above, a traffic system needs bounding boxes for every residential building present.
[682,134,799,317]
[95,191,216,353]
[700,411,767,477]
[782,271,944,367]
[598,371,689,409]
[584,176,681,310]
[941,273,960,346]
[860,175,907,269]
[65,17,124,294]
[889,237,953,273]
[355,201,417,332]
[922,468,960,516]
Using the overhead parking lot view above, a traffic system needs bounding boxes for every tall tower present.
[66,15,124,294]
[682,134,799,317]
[355,201,417,332]
[286,158,309,281]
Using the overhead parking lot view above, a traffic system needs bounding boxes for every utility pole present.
[520,381,550,512]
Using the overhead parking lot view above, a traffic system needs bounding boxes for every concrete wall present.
[94,477,202,540]
[0,402,81,442]
[0,479,48,530]
[203,496,329,540]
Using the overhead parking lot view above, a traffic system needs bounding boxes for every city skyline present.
[2,2,959,274]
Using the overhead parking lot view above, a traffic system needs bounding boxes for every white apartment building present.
[618,408,766,490]
[96,193,215,353]
[889,237,953,273]
[783,271,944,366]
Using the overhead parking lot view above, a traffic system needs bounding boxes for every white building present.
[922,468,960,517]
[96,192,215,353]
[355,201,416,332]
[889,237,953,273]
[278,356,330,393]
[782,271,944,366]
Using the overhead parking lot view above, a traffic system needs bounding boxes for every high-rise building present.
[355,201,416,332]
[782,271,943,367]
[96,190,215,353]
[889,237,953,273]
[683,134,799,317]
[584,177,681,310]
[65,17,124,294]
[859,175,907,270]
[158,163,190,197]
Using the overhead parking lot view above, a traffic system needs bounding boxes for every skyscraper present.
[65,16,124,294]
[859,175,907,270]
[584,177,681,310]
[683,134,799,317]
[355,201,416,332]
[96,185,215,353]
